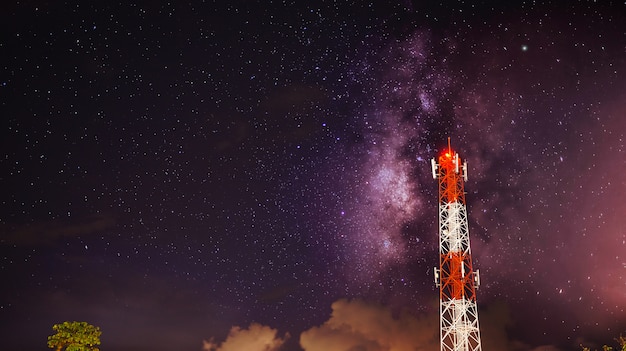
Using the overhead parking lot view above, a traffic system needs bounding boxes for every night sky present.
[1,1,625,351]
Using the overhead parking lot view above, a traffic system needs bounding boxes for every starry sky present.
[1,1,625,351]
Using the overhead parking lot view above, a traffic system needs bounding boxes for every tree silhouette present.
[47,321,101,351]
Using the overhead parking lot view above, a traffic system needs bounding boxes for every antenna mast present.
[431,141,482,351]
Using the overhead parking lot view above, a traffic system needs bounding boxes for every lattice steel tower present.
[431,139,482,351]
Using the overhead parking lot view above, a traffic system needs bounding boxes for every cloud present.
[300,298,559,351]
[529,346,562,351]
[203,323,289,351]
[299,299,438,351]
[204,300,561,351]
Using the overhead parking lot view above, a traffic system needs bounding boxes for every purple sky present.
[1,1,624,350]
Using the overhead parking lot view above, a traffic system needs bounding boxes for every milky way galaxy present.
[339,32,447,282]
[1,2,624,351]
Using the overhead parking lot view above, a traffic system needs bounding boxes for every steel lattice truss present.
[432,142,482,351]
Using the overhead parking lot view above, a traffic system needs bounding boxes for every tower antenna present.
[431,141,482,351]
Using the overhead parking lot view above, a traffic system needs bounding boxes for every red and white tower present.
[431,139,482,351]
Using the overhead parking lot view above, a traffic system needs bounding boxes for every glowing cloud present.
[300,299,438,351]
[203,323,289,351]
[298,299,549,351]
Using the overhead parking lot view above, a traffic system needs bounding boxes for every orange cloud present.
[203,323,289,351]
[300,298,439,351]
[300,298,552,351]
[206,300,559,351]
[529,346,562,351]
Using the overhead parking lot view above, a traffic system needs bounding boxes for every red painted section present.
[437,143,476,302]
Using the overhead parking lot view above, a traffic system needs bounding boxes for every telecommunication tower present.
[431,139,482,351]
